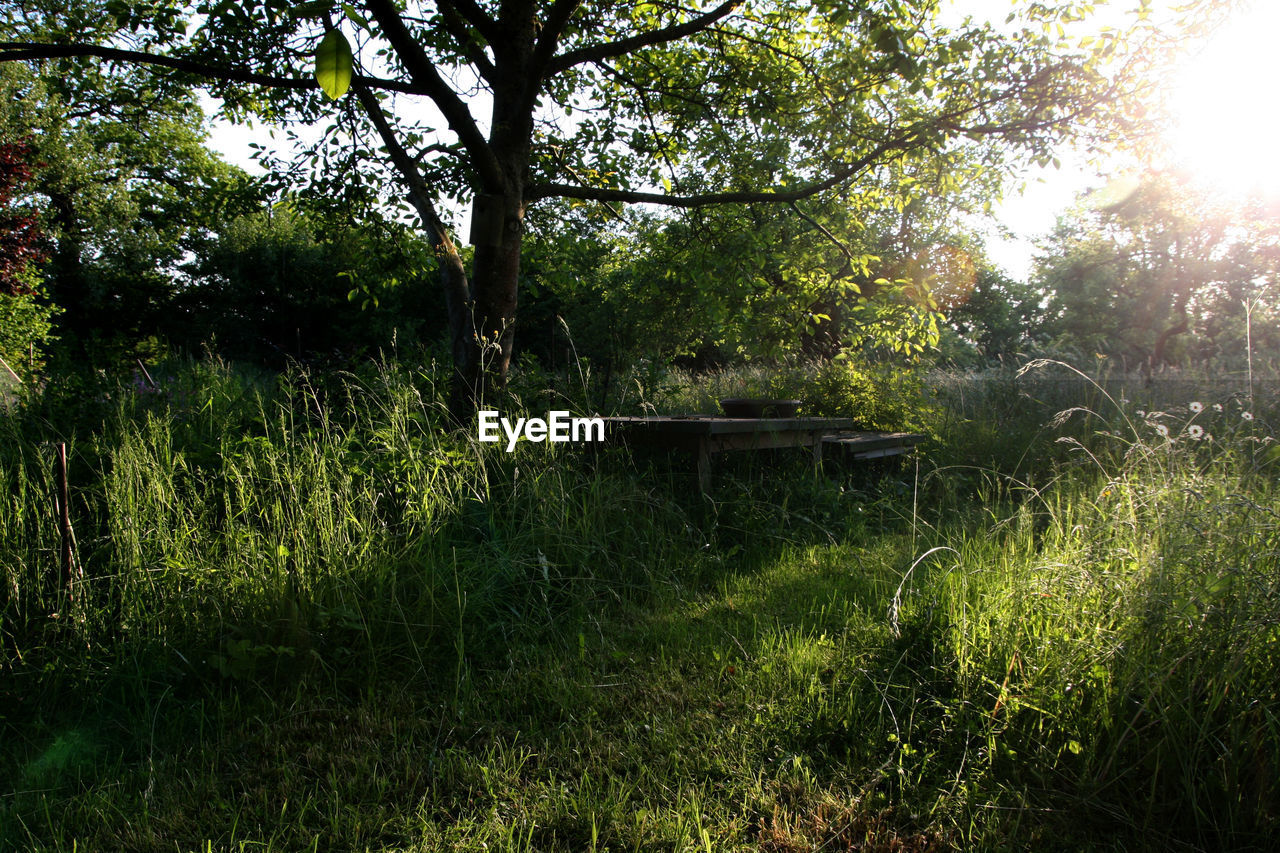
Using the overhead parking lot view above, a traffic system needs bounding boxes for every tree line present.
[2,0,1272,395]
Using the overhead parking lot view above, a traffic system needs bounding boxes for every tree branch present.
[352,87,450,255]
[529,0,582,78]
[363,0,505,189]
[434,0,498,83]
[547,0,740,75]
[352,83,475,376]
[789,201,858,279]
[548,146,624,220]
[0,41,427,96]
[439,0,501,44]
[416,142,467,162]
[527,133,918,206]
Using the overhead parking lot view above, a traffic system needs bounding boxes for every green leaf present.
[289,0,334,18]
[315,29,353,101]
[341,2,371,30]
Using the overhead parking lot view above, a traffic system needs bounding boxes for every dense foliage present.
[1034,172,1280,371]
[171,203,447,363]
[0,141,45,295]
[2,0,1179,410]
[0,139,57,382]
[0,59,260,362]
[2,3,1279,844]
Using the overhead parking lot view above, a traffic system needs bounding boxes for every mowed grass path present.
[10,533,940,851]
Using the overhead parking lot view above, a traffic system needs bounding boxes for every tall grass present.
[0,356,715,697]
[927,360,1276,473]
[2,355,1277,850]
[886,362,1280,847]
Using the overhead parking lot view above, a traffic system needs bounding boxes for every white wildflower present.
[1243,411,1254,422]
[1187,424,1205,441]
[1213,403,1223,412]
[1136,410,1146,418]
[1154,423,1170,438]
[1189,402,1204,414]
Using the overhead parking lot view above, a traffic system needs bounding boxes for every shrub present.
[0,277,58,385]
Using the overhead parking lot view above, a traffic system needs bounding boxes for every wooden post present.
[696,438,717,495]
[54,442,76,603]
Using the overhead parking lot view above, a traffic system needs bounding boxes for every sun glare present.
[1165,3,1280,199]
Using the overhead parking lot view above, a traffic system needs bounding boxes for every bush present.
[0,276,58,385]
[651,356,934,431]
[797,358,930,429]
[171,204,445,363]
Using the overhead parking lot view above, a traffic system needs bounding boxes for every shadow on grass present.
[1,452,944,851]
[10,442,1271,852]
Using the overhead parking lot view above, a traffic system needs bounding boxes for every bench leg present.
[696,440,712,494]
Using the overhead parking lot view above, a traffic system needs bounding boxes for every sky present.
[200,0,1270,281]
[980,0,1280,275]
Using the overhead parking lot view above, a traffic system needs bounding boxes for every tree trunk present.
[452,192,524,419]
[352,82,524,423]
[356,6,536,422]
[1150,315,1188,372]
[1148,271,1191,373]
[451,23,535,419]
[46,190,88,346]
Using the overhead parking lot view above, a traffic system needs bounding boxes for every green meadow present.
[6,0,1280,849]
[2,358,1275,851]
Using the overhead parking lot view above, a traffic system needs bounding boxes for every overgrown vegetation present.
[1,3,1277,849]
[2,356,1276,851]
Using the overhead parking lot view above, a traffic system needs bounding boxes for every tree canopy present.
[1,0,1186,410]
[1035,171,1280,371]
[0,55,261,360]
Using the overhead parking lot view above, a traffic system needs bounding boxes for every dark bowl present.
[719,398,802,418]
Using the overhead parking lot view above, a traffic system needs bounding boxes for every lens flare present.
[1165,4,1280,200]
[904,245,977,311]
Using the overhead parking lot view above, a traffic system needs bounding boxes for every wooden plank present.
[702,417,858,435]
[708,428,833,453]
[822,431,924,451]
[603,416,859,436]
[849,446,910,460]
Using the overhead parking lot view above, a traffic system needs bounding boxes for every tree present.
[0,138,57,382]
[523,147,999,367]
[939,265,1049,365]
[0,55,262,361]
[1035,171,1280,371]
[3,0,1174,414]
[0,140,44,294]
[172,200,445,362]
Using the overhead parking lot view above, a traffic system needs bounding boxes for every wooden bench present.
[821,431,924,460]
[603,417,923,491]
